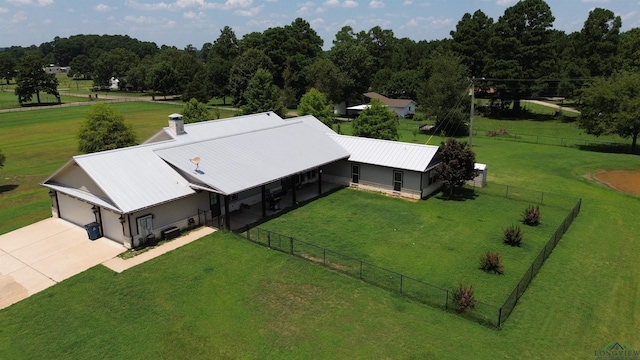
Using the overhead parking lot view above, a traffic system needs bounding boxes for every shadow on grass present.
[435,187,479,202]
[578,143,636,155]
[0,184,18,194]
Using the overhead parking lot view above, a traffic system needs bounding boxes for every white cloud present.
[234,5,263,16]
[8,0,54,5]
[428,16,452,27]
[126,0,255,11]
[323,0,358,8]
[96,3,111,12]
[581,0,610,2]
[496,0,516,6]
[369,0,383,8]
[0,7,9,13]
[310,17,325,27]
[42,18,52,25]
[37,0,53,5]
[124,15,157,24]
[10,11,27,23]
[343,18,356,26]
[402,0,412,5]
[183,10,206,19]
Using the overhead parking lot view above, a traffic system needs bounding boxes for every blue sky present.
[1,0,638,49]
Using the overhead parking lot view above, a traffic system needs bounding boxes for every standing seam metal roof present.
[329,134,439,172]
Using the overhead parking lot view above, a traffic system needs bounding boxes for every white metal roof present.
[284,115,336,134]
[154,121,350,195]
[43,182,120,212]
[329,134,439,172]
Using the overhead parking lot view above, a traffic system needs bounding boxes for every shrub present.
[521,205,541,226]
[503,225,524,247]
[451,284,476,313]
[479,251,505,274]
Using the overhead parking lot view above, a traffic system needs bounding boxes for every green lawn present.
[0,103,639,358]
[258,188,573,307]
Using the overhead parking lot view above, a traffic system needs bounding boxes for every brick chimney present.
[168,113,185,135]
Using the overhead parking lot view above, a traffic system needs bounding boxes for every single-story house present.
[363,92,416,118]
[42,112,443,248]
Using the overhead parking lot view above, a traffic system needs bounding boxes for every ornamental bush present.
[521,205,541,226]
[480,251,505,274]
[503,225,524,247]
[451,284,476,313]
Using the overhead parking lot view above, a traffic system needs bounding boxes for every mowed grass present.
[0,103,639,358]
[260,188,571,306]
[0,102,181,233]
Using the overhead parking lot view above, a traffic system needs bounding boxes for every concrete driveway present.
[0,218,123,310]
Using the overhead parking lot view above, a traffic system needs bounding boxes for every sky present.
[1,0,639,50]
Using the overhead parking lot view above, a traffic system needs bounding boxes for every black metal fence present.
[233,185,582,329]
[241,226,500,327]
[497,197,582,327]
[473,128,628,151]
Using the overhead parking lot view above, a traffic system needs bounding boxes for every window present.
[352,165,360,184]
[393,171,403,192]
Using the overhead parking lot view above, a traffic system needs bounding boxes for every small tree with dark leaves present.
[436,138,478,197]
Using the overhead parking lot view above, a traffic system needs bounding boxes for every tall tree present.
[577,8,622,77]
[418,50,470,136]
[297,88,335,127]
[182,98,211,124]
[228,49,273,107]
[352,98,398,140]
[578,71,640,153]
[68,54,93,80]
[14,51,59,104]
[241,68,285,117]
[77,103,137,153]
[303,58,345,104]
[620,28,640,72]
[148,61,178,99]
[436,138,478,197]
[486,0,556,111]
[328,40,373,104]
[92,48,139,88]
[450,10,494,78]
[0,52,17,85]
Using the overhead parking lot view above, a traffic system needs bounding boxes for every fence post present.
[289,237,294,255]
[246,228,250,239]
[498,308,502,328]
[267,231,271,248]
[540,191,544,204]
[323,248,326,266]
[400,274,403,293]
[445,290,449,310]
[359,261,363,279]
[506,185,509,199]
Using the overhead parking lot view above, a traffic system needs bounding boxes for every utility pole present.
[469,77,475,147]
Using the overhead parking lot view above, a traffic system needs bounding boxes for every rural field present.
[0,101,639,358]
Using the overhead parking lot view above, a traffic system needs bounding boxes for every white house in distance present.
[338,92,417,118]
[42,112,443,248]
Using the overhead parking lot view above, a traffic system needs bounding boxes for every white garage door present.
[57,193,96,227]
[101,209,124,244]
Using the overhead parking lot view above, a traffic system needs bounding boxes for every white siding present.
[101,209,124,244]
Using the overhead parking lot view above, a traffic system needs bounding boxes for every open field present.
[0,102,639,358]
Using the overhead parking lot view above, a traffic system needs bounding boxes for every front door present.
[210,192,221,217]
[352,165,360,184]
[393,171,403,192]
[137,215,153,238]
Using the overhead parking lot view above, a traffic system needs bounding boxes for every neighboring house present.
[363,92,416,118]
[42,112,443,248]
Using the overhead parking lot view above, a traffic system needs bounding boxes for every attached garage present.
[101,209,125,244]
[56,193,96,228]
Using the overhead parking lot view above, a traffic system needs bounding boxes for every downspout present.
[127,214,133,247]
[318,168,323,195]
[54,191,61,217]
[97,207,103,237]
[224,195,231,230]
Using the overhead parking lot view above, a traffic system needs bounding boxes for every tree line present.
[0,0,638,149]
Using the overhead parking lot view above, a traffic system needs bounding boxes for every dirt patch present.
[592,170,640,196]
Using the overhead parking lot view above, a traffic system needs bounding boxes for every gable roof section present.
[154,121,350,195]
[44,144,196,214]
[329,134,439,172]
[284,115,336,134]
[364,92,414,108]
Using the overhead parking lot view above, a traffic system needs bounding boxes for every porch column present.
[318,168,323,195]
[291,175,297,205]
[261,185,266,217]
[224,195,231,230]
